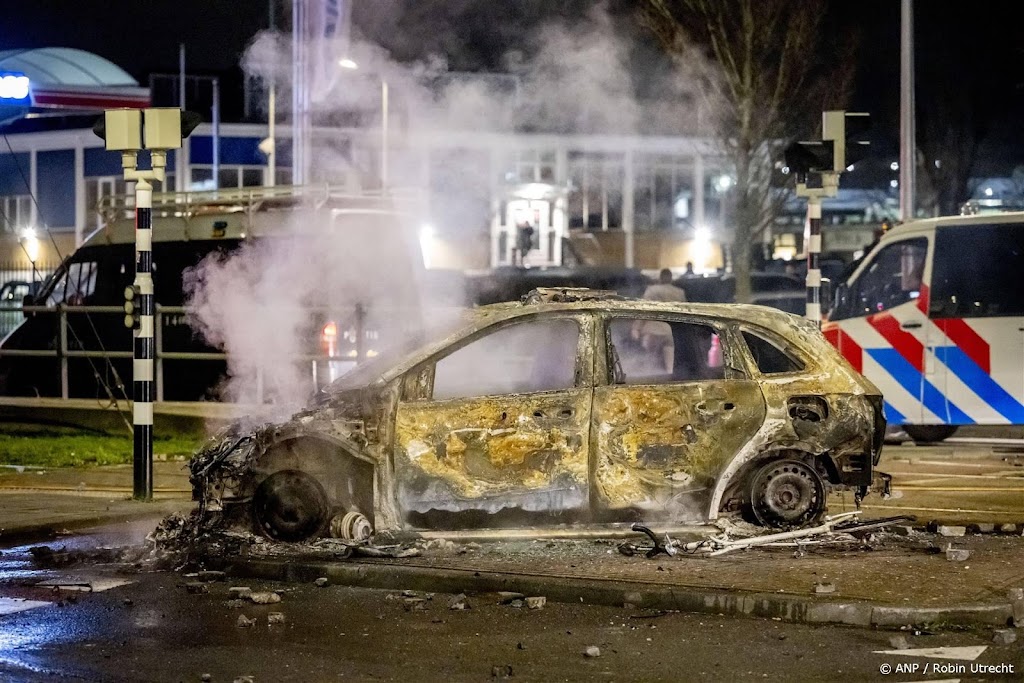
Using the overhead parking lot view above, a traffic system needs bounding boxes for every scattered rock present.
[404,598,429,611]
[490,664,513,679]
[945,545,971,562]
[993,629,1017,645]
[449,593,470,611]
[246,592,282,605]
[1010,598,1024,628]
[888,635,910,650]
[937,525,966,537]
[497,591,525,604]
[584,646,601,658]
[525,596,546,610]
[233,677,254,683]
[236,614,256,628]
[197,570,226,582]
[970,523,996,534]
[268,612,286,625]
[813,583,836,595]
[1007,588,1024,602]
[998,523,1017,534]
[623,602,637,610]
[229,587,252,598]
[201,675,212,682]
[314,577,329,588]
[466,542,482,550]
[122,598,133,606]
[185,582,209,595]
[509,599,524,609]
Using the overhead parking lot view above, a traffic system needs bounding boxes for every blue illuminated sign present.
[0,72,31,106]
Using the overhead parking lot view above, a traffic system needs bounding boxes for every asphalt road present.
[0,527,1021,683]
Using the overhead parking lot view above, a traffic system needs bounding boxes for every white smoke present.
[186,2,703,415]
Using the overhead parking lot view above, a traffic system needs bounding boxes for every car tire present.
[903,424,958,443]
[252,469,330,542]
[748,458,826,529]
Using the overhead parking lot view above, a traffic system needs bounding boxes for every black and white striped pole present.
[805,195,823,325]
[94,108,199,500]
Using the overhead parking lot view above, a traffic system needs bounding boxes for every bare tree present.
[640,0,855,302]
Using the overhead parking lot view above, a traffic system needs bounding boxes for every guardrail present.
[0,302,425,404]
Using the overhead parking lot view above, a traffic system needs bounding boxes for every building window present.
[84,177,128,231]
[633,155,695,232]
[500,149,556,185]
[567,152,623,231]
[0,195,31,232]
[189,166,266,191]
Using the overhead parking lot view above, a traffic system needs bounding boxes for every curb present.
[205,555,1014,631]
[0,508,186,547]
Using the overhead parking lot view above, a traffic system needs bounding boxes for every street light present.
[93,107,200,500]
[20,227,39,285]
[338,59,389,191]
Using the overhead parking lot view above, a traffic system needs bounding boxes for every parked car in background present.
[0,280,39,339]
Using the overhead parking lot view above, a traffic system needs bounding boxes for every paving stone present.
[525,596,546,610]
[938,525,967,537]
[993,629,1017,645]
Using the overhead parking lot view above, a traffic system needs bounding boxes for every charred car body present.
[190,289,889,542]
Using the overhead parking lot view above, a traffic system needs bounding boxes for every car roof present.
[880,211,1024,242]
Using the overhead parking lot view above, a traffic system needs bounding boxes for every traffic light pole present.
[795,174,838,328]
[133,177,155,499]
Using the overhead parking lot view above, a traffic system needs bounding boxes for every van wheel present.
[749,459,825,529]
[253,470,330,542]
[903,425,958,443]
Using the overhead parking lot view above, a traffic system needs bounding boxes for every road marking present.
[37,578,133,592]
[872,645,987,661]
[0,597,50,615]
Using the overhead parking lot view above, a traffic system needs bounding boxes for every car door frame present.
[589,310,766,521]
[391,310,597,523]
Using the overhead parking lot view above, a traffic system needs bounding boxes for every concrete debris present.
[267,612,286,625]
[970,523,996,534]
[449,593,470,611]
[246,592,282,604]
[497,591,525,604]
[491,664,514,679]
[993,629,1017,645]
[226,599,247,609]
[424,539,458,552]
[1010,596,1024,628]
[185,582,209,595]
[945,545,971,562]
[888,635,910,650]
[525,596,546,610]
[937,525,967,537]
[236,614,256,628]
[1008,588,1024,602]
[404,598,429,611]
[229,587,252,598]
[584,646,601,658]
[813,583,837,595]
[999,524,1018,534]
[314,578,329,587]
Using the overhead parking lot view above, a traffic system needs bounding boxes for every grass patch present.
[0,423,203,468]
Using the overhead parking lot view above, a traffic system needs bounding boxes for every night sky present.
[4,0,1024,177]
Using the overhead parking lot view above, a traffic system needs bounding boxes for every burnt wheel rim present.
[750,459,825,528]
[253,470,329,542]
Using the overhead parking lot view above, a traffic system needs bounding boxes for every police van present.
[823,212,1024,441]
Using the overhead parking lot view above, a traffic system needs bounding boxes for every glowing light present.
[984,187,994,197]
[714,175,733,192]
[419,224,435,269]
[845,164,855,172]
[366,349,379,358]
[338,58,358,70]
[0,74,30,100]
[322,321,338,339]
[890,179,898,189]
[890,161,899,171]
[693,226,712,271]
[20,227,39,263]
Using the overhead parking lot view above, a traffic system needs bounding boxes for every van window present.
[45,261,98,306]
[931,224,1024,317]
[834,238,927,319]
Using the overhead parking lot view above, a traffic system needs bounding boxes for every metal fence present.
[0,261,58,339]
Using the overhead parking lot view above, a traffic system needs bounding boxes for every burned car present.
[190,289,889,543]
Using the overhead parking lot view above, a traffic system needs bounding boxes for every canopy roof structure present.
[0,47,150,111]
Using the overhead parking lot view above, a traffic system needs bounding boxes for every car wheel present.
[253,469,330,542]
[330,510,373,541]
[903,424,958,443]
[749,458,826,529]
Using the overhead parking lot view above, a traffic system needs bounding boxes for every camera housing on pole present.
[783,110,870,327]
[93,107,200,500]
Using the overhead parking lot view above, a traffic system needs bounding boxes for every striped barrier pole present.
[133,177,154,500]
[805,195,822,327]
